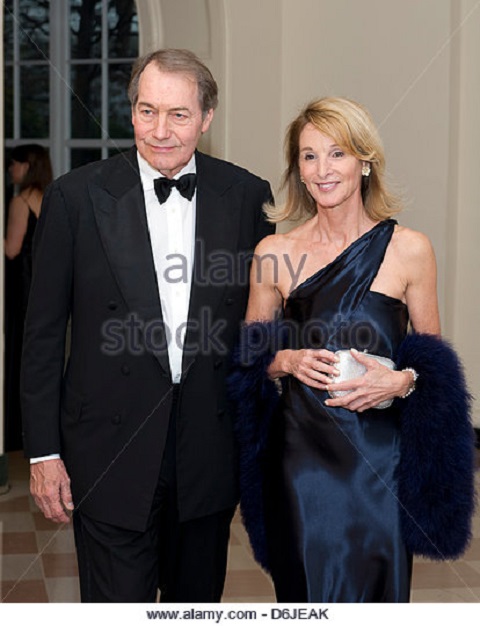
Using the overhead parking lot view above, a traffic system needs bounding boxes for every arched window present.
[4,0,139,176]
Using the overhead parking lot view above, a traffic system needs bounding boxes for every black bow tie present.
[154,173,197,204]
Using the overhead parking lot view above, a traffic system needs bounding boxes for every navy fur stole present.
[396,333,476,559]
[228,320,288,571]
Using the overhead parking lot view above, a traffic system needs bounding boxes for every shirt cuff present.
[30,454,61,464]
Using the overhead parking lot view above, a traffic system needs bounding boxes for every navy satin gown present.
[265,219,413,602]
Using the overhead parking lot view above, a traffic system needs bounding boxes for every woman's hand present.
[268,348,339,390]
[324,349,413,412]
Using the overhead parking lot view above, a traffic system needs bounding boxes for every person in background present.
[4,144,52,451]
[5,144,53,314]
[230,96,475,602]
[21,48,274,603]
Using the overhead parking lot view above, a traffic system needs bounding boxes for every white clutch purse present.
[328,350,396,409]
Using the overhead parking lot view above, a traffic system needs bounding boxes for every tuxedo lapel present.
[182,152,242,376]
[89,149,171,378]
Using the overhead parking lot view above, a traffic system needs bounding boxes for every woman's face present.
[8,159,29,185]
[298,123,364,212]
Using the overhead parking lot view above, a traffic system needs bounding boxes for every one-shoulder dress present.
[264,219,412,602]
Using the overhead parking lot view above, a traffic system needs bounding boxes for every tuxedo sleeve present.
[21,181,74,458]
[254,180,275,242]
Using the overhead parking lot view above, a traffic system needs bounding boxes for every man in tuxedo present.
[21,49,274,602]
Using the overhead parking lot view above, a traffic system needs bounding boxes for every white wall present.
[223,0,283,189]
[450,0,480,427]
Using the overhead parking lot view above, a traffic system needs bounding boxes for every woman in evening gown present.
[241,97,442,602]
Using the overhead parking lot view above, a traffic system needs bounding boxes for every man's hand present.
[30,459,74,524]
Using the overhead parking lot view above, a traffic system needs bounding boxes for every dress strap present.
[285,219,397,347]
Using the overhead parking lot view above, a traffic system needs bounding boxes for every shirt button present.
[108,300,118,311]
[121,364,130,375]
[112,415,121,425]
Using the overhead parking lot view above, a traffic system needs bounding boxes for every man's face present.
[132,63,214,178]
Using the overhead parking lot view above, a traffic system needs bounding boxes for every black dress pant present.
[73,386,235,602]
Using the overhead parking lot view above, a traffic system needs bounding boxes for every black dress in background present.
[4,205,38,451]
[265,219,413,602]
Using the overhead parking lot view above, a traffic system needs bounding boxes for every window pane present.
[4,66,14,139]
[108,63,134,139]
[21,65,49,138]
[70,64,102,139]
[18,0,50,61]
[108,0,139,59]
[3,0,14,62]
[70,0,102,60]
[70,148,102,170]
[108,146,132,159]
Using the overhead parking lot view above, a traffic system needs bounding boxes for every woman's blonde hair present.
[266,97,402,223]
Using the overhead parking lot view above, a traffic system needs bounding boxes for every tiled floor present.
[1,450,479,603]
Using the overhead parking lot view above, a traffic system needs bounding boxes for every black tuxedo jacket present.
[21,148,274,531]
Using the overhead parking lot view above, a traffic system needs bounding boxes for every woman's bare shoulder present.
[9,193,30,212]
[391,224,436,263]
[254,233,284,256]
[254,226,301,255]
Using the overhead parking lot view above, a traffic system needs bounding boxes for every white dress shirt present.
[138,152,196,383]
[30,152,197,464]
